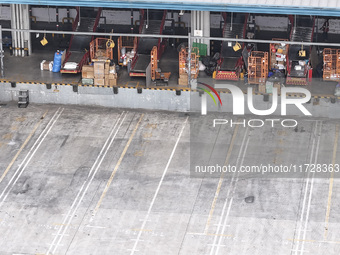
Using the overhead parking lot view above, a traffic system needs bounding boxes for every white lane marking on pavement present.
[294,121,320,255]
[215,128,251,255]
[129,116,188,255]
[300,122,322,255]
[209,127,250,255]
[0,107,63,207]
[47,112,127,255]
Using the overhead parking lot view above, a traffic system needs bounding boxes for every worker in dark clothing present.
[320,18,329,42]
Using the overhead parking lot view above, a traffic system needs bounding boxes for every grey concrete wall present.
[0,82,190,112]
[1,82,340,119]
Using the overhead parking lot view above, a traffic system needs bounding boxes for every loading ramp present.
[129,10,167,77]
[215,13,248,80]
[60,7,102,74]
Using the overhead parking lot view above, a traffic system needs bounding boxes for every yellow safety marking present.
[143,132,152,138]
[15,117,26,122]
[324,124,339,240]
[145,123,157,129]
[2,133,13,140]
[93,114,144,214]
[134,150,144,157]
[204,124,240,234]
[0,111,48,183]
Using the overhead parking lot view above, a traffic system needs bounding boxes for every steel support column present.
[191,10,210,56]
[10,4,31,56]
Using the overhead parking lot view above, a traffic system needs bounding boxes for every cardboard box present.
[178,78,188,86]
[94,78,105,86]
[178,73,189,85]
[40,60,53,71]
[109,79,117,86]
[273,83,281,94]
[94,62,105,71]
[258,83,266,94]
[108,73,117,80]
[104,62,110,75]
[105,78,110,86]
[82,70,94,79]
[94,61,105,78]
[94,69,105,79]
[82,65,94,72]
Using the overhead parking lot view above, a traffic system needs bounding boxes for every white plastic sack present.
[64,62,78,70]
[335,86,340,97]
[199,61,206,71]
[49,61,54,71]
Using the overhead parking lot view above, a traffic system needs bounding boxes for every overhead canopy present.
[2,0,340,17]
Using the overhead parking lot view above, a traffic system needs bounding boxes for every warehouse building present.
[0,1,340,255]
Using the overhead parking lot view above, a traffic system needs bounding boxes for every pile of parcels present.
[270,43,288,70]
[40,60,53,71]
[82,60,117,87]
[120,49,135,66]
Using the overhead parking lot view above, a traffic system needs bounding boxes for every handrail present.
[78,51,90,72]
[174,21,186,29]
[157,10,167,59]
[288,15,294,41]
[92,8,103,35]
[138,10,144,34]
[131,9,145,70]
[222,12,227,23]
[62,17,74,25]
[218,12,230,68]
[242,13,249,47]
[63,7,79,65]
[30,16,36,23]
[72,7,79,32]
[159,10,167,36]
[310,16,315,50]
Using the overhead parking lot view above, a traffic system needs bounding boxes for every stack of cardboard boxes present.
[82,60,117,86]
[178,73,188,86]
[82,65,94,85]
